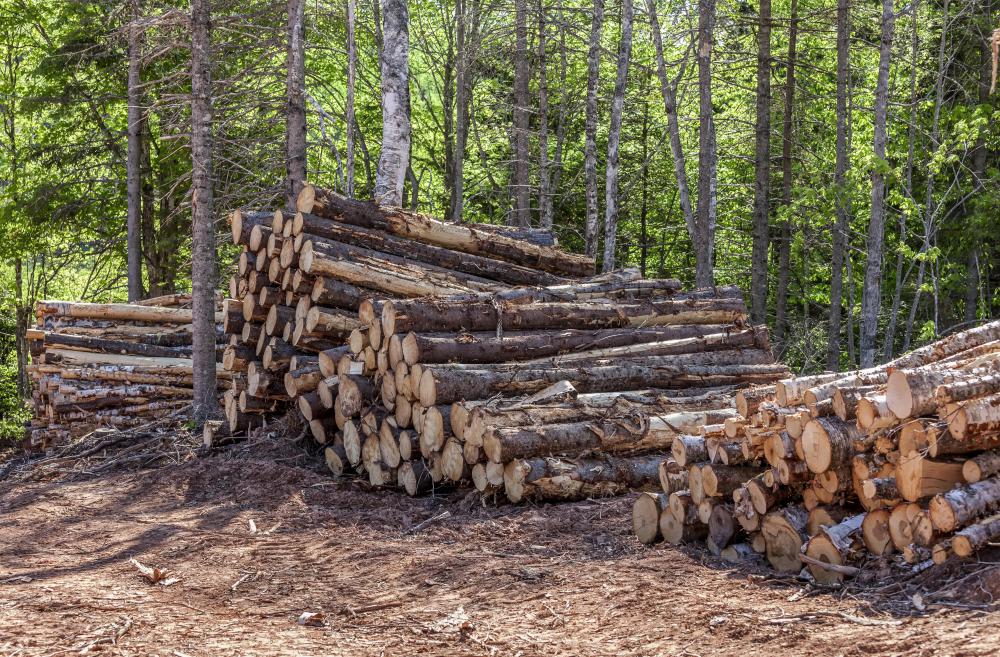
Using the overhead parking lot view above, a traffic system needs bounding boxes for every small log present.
[633,492,669,544]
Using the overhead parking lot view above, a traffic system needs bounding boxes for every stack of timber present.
[632,320,1000,583]
[222,183,589,464]
[27,295,228,448]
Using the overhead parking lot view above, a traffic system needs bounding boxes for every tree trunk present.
[859,0,896,368]
[826,0,850,370]
[601,0,633,273]
[189,0,218,422]
[374,0,410,206]
[450,0,473,222]
[750,0,771,325]
[511,0,530,227]
[346,0,357,197]
[773,0,797,348]
[536,0,551,230]
[504,454,662,503]
[285,0,307,208]
[583,0,605,256]
[646,0,696,275]
[546,13,568,227]
[126,2,144,303]
[695,0,716,287]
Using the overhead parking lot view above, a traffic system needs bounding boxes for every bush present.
[0,362,29,445]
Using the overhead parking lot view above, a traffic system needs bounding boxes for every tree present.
[375,0,411,206]
[537,0,551,229]
[346,0,357,198]
[750,0,772,325]
[126,0,144,302]
[860,0,897,368]
[583,0,605,256]
[774,0,798,347]
[286,0,307,207]
[190,0,219,421]
[602,0,634,272]
[511,0,530,226]
[694,0,717,287]
[827,0,851,370]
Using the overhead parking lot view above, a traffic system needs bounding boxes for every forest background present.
[0,0,996,440]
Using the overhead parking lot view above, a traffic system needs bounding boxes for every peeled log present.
[896,452,965,502]
[503,454,661,503]
[401,324,739,366]
[929,476,1000,533]
[801,417,861,474]
[296,184,595,277]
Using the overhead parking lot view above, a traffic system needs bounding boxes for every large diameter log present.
[947,392,1000,441]
[659,508,709,545]
[896,452,965,502]
[293,212,566,287]
[382,296,748,335]
[502,454,661,503]
[801,417,861,474]
[861,508,893,555]
[400,324,738,366]
[417,363,788,407]
[929,476,1000,533]
[296,184,596,277]
[887,366,1000,420]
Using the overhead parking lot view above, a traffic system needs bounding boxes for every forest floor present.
[2,430,1000,657]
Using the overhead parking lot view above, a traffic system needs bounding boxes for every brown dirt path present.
[1,449,998,657]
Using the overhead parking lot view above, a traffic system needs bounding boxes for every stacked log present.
[632,320,1000,581]
[26,296,228,448]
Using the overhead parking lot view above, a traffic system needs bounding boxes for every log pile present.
[227,182,786,504]
[221,184,597,457]
[26,295,228,448]
[632,320,1000,581]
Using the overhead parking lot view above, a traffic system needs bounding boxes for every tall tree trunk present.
[286,0,307,208]
[903,0,949,353]
[695,0,717,288]
[583,0,605,255]
[511,0,531,226]
[883,0,919,360]
[826,0,850,370]
[646,0,696,275]
[965,0,991,323]
[548,13,568,225]
[602,0,634,273]
[638,73,650,274]
[375,0,411,206]
[450,0,469,221]
[140,116,160,295]
[537,0,551,229]
[442,29,456,206]
[14,259,30,399]
[346,0,357,197]
[750,0,771,325]
[126,2,144,302]
[190,0,219,421]
[859,0,896,368]
[773,0,797,348]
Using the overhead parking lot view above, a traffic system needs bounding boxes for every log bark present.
[503,454,661,503]
[416,362,787,406]
[801,417,861,473]
[948,392,1000,441]
[929,476,1000,532]
[381,295,747,335]
[297,184,595,277]
[952,512,1000,558]
[293,212,564,287]
[400,324,736,365]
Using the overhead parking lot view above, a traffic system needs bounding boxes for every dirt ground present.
[2,433,1000,657]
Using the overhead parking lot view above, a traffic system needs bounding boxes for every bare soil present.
[2,434,999,657]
